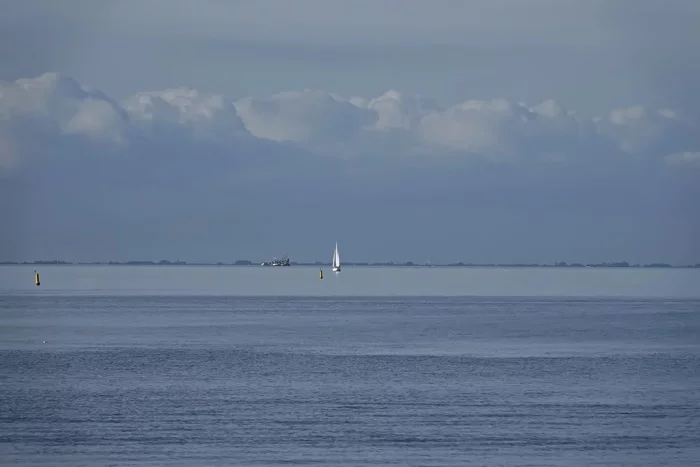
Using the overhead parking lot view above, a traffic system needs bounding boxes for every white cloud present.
[417,98,588,162]
[0,72,127,143]
[123,87,248,141]
[364,90,439,131]
[597,105,699,156]
[530,99,564,119]
[1,72,699,170]
[608,105,647,126]
[419,102,511,155]
[234,90,375,143]
[64,98,126,143]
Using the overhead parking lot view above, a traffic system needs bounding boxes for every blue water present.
[1,266,699,466]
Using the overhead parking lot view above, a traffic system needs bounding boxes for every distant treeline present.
[2,259,699,268]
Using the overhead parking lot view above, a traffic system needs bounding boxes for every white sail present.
[332,242,341,271]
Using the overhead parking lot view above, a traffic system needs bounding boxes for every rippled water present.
[1,267,699,465]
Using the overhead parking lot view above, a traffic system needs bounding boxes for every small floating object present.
[319,268,323,280]
[34,270,40,286]
[42,340,46,344]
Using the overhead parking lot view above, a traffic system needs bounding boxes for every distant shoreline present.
[1,260,698,269]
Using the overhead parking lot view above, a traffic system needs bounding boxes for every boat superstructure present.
[261,255,291,266]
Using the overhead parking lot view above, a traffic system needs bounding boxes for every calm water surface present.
[1,265,699,297]
[1,266,699,466]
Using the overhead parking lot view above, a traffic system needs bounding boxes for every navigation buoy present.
[34,270,40,287]
[319,268,323,280]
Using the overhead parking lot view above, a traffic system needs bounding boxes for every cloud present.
[2,72,699,169]
[234,90,374,143]
[0,72,128,144]
[1,72,699,264]
[2,72,699,171]
[362,90,440,131]
[123,87,250,143]
[597,106,699,157]
[64,98,126,143]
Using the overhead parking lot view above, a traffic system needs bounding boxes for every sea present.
[1,265,699,466]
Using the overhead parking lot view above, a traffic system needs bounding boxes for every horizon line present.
[2,259,699,269]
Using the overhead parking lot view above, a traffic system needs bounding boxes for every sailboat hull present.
[332,267,340,272]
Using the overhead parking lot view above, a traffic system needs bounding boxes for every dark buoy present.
[34,270,40,287]
[319,268,323,280]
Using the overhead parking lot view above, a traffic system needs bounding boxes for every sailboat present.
[332,242,341,272]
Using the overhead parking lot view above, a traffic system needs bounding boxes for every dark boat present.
[261,255,291,266]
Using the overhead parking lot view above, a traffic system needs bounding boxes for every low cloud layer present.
[1,73,698,263]
[3,73,698,168]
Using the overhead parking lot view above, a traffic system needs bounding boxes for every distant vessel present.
[332,243,341,272]
[261,255,290,267]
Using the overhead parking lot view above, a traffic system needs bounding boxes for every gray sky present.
[3,0,699,111]
[1,0,699,264]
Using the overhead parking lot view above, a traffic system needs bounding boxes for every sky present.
[1,0,699,264]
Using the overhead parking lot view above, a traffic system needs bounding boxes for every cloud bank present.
[3,72,698,167]
[1,73,698,263]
